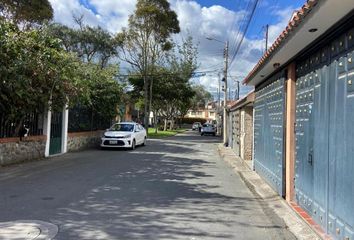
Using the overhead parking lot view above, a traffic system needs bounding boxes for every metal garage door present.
[295,27,354,239]
[254,73,285,196]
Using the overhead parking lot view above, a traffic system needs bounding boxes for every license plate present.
[109,140,118,145]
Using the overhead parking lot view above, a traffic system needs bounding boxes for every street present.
[0,131,295,240]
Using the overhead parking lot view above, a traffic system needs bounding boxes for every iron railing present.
[0,112,44,138]
[68,106,112,132]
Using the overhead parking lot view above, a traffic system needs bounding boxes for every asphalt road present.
[0,130,295,240]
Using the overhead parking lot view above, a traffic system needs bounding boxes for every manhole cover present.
[0,223,40,240]
[0,220,58,240]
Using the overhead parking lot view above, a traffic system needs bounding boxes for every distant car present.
[192,122,202,131]
[201,123,216,136]
[101,122,147,150]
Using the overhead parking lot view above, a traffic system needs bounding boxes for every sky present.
[48,0,305,99]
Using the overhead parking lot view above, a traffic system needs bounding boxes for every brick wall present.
[0,136,46,166]
[67,131,103,152]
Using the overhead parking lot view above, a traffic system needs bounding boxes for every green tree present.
[167,35,199,120]
[79,64,123,119]
[191,85,213,109]
[0,20,81,133]
[127,35,198,131]
[47,21,119,69]
[46,21,123,121]
[117,0,180,131]
[0,0,53,26]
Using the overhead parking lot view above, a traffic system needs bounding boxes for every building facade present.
[185,101,218,121]
[243,1,354,239]
[229,91,254,162]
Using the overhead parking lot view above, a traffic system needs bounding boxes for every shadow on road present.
[0,131,285,240]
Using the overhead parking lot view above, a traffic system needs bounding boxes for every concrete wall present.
[67,131,103,152]
[0,136,46,166]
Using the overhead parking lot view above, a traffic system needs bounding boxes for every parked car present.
[201,123,216,136]
[101,122,147,150]
[192,122,202,131]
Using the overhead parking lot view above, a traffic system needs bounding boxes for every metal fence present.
[0,112,44,138]
[68,106,112,132]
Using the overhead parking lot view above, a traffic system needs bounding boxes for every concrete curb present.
[0,220,58,240]
[217,144,321,240]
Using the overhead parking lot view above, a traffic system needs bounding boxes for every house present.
[228,91,254,163]
[243,0,354,239]
[185,101,218,121]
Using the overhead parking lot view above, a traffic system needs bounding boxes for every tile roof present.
[243,0,318,85]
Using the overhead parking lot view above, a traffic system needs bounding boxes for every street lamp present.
[206,37,229,146]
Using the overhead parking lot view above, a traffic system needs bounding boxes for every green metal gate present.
[49,112,62,155]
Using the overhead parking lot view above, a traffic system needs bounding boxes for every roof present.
[243,0,318,85]
[243,0,354,86]
[229,91,255,111]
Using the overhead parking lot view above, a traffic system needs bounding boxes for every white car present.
[201,123,216,136]
[101,122,147,150]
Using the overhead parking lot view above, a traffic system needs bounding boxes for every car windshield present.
[203,124,211,127]
[110,124,134,132]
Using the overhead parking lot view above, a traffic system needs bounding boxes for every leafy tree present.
[79,64,123,119]
[0,0,53,26]
[0,19,123,135]
[167,35,199,120]
[0,20,81,133]
[127,35,199,131]
[152,71,195,130]
[47,21,119,69]
[117,0,180,130]
[46,21,123,121]
[190,85,213,109]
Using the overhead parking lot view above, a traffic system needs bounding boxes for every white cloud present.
[49,0,102,28]
[267,7,296,44]
[48,0,297,99]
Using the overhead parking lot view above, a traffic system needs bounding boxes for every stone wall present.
[0,136,46,166]
[67,131,103,152]
[243,106,253,161]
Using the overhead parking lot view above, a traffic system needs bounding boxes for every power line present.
[229,0,260,69]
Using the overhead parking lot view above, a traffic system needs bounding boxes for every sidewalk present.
[217,144,321,240]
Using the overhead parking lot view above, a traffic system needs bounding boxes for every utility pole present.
[218,72,221,109]
[236,81,240,100]
[223,40,229,146]
[265,24,269,52]
[206,36,228,144]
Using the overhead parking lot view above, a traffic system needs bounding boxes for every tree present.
[47,21,120,69]
[167,35,199,120]
[0,0,53,26]
[79,64,123,119]
[127,35,198,131]
[117,0,180,131]
[191,85,213,109]
[0,20,81,133]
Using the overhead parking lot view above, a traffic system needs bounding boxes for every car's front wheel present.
[131,139,136,150]
[142,137,147,146]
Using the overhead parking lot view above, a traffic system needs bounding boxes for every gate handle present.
[308,150,313,165]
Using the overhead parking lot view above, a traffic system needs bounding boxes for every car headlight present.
[123,134,131,138]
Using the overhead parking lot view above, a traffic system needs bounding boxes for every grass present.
[147,128,187,139]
